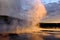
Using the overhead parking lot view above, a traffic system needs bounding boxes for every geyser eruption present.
[0,0,46,34]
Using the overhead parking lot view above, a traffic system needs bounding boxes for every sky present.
[42,0,59,4]
[41,0,60,23]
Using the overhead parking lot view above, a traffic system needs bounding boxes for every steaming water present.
[0,0,60,40]
[0,0,46,33]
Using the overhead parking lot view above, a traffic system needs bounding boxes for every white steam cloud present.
[0,0,46,33]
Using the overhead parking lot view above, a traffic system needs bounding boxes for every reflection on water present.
[0,31,60,40]
[9,31,60,40]
[9,33,43,40]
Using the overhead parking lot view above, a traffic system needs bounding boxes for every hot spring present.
[0,0,46,34]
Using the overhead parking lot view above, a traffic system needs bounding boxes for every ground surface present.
[0,31,60,40]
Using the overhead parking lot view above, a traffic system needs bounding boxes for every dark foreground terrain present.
[0,31,60,40]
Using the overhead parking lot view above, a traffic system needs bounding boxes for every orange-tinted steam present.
[16,0,46,34]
